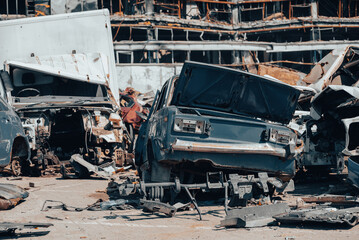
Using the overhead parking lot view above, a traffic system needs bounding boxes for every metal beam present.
[114,41,270,51]
[114,40,359,52]
[269,41,359,52]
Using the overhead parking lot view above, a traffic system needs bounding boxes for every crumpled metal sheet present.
[141,200,177,217]
[220,203,290,228]
[275,206,359,227]
[0,183,29,210]
[305,46,359,92]
[0,222,53,234]
[0,184,28,200]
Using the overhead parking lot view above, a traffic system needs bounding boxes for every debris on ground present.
[219,203,290,228]
[60,154,132,180]
[301,195,359,206]
[41,199,136,212]
[0,222,53,235]
[2,7,359,239]
[275,206,359,227]
[0,183,29,210]
[141,199,177,217]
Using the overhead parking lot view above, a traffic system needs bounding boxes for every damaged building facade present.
[1,0,359,92]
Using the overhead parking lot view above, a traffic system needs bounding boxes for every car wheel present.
[11,157,22,176]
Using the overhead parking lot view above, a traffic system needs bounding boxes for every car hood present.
[6,53,119,104]
[170,61,300,124]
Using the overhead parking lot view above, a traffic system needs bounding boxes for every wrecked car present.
[0,71,30,176]
[0,10,129,176]
[283,46,359,173]
[4,53,126,176]
[135,61,301,197]
[290,82,359,173]
[307,85,359,182]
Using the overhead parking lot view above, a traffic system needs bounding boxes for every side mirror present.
[0,70,13,91]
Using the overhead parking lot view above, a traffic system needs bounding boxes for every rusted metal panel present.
[0,183,28,200]
[305,46,359,92]
[257,64,306,86]
[0,183,28,210]
[303,48,343,86]
[34,0,51,16]
[302,195,359,204]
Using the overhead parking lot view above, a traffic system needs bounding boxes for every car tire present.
[10,156,22,176]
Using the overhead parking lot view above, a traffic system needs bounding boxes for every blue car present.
[0,71,30,176]
[135,61,301,185]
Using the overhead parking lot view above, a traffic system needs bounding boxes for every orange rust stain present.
[258,64,303,85]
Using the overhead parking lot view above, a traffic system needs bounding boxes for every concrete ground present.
[1,174,359,240]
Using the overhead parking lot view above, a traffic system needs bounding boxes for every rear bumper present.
[171,139,287,158]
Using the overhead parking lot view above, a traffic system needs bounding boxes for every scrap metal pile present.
[3,9,359,237]
[105,46,359,228]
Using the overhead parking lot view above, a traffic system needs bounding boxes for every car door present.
[134,90,160,167]
[0,76,12,167]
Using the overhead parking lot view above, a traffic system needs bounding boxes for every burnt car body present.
[0,71,30,176]
[290,46,359,173]
[309,85,359,178]
[0,10,129,176]
[4,54,126,175]
[300,46,359,185]
[135,61,301,184]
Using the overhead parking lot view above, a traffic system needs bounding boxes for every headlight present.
[268,128,296,145]
[173,118,205,134]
